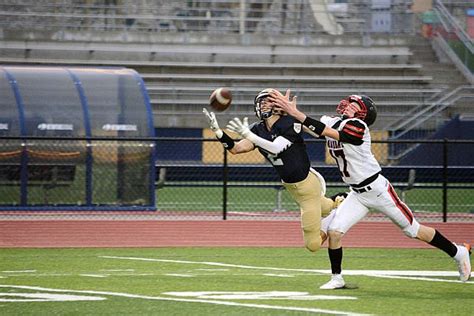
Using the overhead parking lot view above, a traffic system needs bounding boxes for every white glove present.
[227,117,292,154]
[203,108,223,138]
[226,117,250,138]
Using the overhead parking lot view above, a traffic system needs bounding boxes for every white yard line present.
[79,274,107,278]
[262,274,295,278]
[99,255,472,283]
[0,285,368,316]
[99,256,326,274]
[164,273,194,277]
[339,270,460,277]
[369,274,470,284]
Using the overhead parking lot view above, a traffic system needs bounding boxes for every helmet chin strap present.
[342,114,350,120]
[261,111,273,119]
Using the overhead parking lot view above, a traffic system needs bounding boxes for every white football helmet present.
[254,88,274,120]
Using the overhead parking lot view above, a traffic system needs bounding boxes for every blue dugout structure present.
[0,66,155,210]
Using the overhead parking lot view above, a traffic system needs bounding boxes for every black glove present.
[330,192,348,201]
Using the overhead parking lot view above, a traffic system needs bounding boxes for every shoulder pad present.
[340,118,366,140]
[341,118,367,129]
[321,115,340,126]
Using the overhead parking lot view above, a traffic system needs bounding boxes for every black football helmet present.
[254,88,274,120]
[337,94,377,126]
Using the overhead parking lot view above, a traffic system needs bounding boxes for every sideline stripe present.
[0,285,367,316]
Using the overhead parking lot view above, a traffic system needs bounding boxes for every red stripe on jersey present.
[342,127,364,139]
[344,123,365,134]
[387,184,414,224]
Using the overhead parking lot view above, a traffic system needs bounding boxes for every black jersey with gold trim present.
[250,115,310,183]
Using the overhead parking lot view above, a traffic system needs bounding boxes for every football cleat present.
[455,243,471,282]
[319,274,345,290]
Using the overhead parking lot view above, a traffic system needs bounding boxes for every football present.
[209,87,232,112]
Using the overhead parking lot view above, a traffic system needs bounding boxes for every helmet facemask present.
[336,95,369,121]
[254,88,275,120]
[255,97,274,119]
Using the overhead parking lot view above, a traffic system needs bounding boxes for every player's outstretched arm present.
[269,91,340,140]
[203,107,235,149]
[227,117,291,155]
[269,89,306,122]
[203,108,224,137]
[203,108,253,154]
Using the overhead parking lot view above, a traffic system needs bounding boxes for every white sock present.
[453,244,465,261]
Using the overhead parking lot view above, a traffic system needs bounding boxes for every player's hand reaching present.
[269,89,306,123]
[269,89,295,114]
[226,117,250,138]
[203,108,223,138]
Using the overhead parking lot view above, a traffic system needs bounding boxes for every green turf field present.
[156,185,474,214]
[1,247,472,315]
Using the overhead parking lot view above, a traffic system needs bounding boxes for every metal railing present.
[433,0,474,74]
[388,85,474,139]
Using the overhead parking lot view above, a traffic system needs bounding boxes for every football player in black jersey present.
[203,88,342,253]
[270,89,472,289]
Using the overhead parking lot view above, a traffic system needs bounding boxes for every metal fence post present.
[442,138,448,222]
[223,148,228,220]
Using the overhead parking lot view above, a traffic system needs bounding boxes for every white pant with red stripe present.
[328,174,421,238]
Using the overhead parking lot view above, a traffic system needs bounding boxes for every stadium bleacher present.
[0,0,471,132]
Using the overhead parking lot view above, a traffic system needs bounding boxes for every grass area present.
[156,185,474,214]
[0,178,474,213]
[0,247,472,315]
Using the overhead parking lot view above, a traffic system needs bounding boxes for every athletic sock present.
[429,230,458,257]
[328,247,343,274]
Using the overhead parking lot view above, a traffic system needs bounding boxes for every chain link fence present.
[0,137,155,211]
[1,136,473,222]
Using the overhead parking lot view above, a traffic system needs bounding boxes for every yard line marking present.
[2,270,36,273]
[99,256,469,283]
[341,270,460,277]
[369,274,472,284]
[115,273,154,276]
[1,272,154,278]
[79,274,107,278]
[0,285,369,316]
[163,291,357,301]
[0,292,106,302]
[0,273,73,277]
[164,273,194,277]
[263,274,294,278]
[195,269,229,271]
[100,269,135,272]
[99,256,326,274]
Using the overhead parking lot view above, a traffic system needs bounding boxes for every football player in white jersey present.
[203,88,343,254]
[270,90,472,288]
